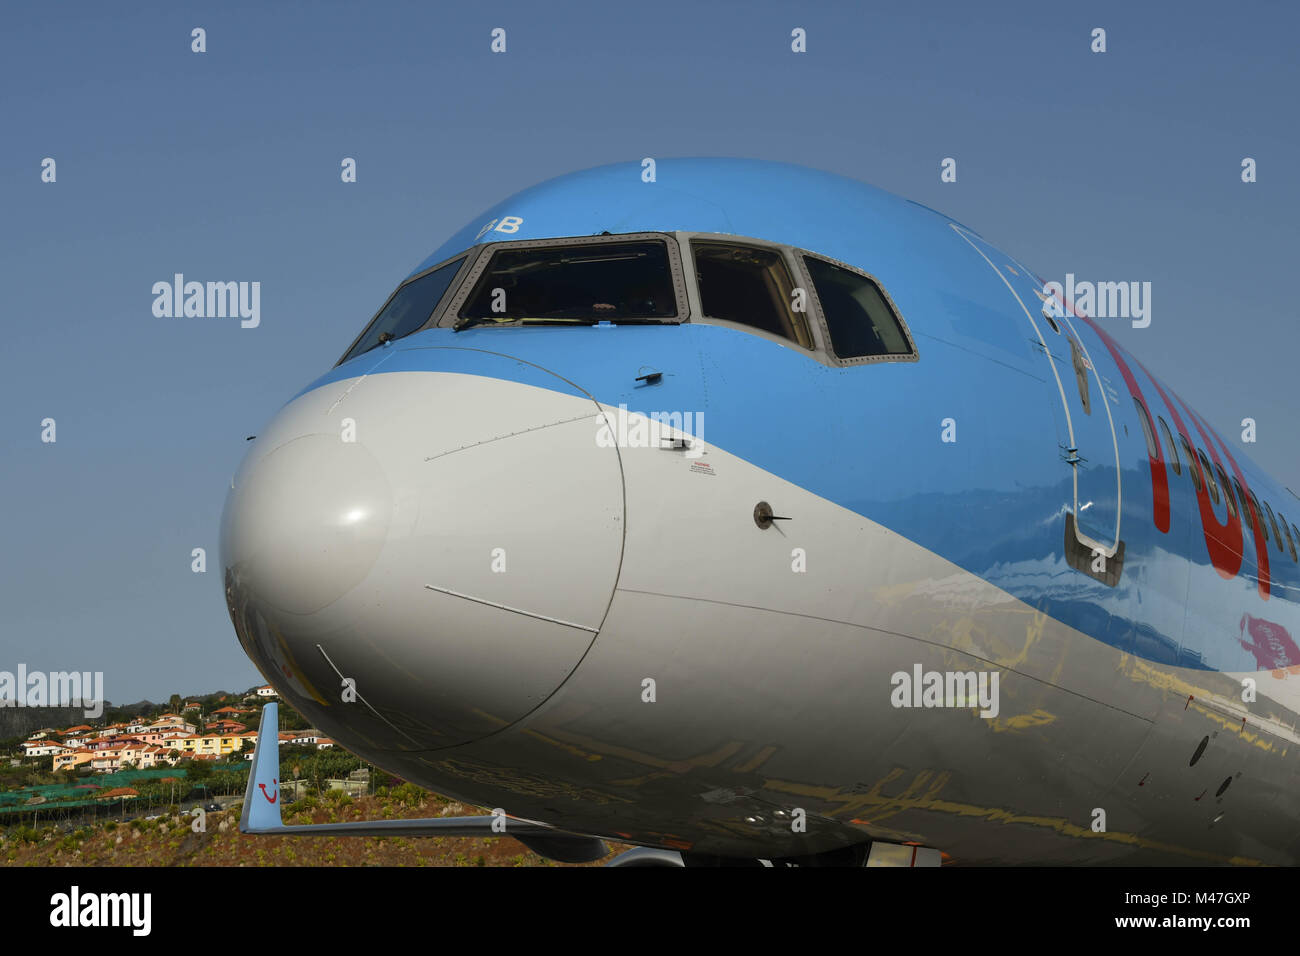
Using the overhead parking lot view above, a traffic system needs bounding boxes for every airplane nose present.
[220,359,624,751]
[222,434,394,615]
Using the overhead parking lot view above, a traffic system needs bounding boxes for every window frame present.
[1197,450,1220,505]
[1180,436,1202,492]
[1234,478,1252,526]
[393,230,917,370]
[1157,417,1181,475]
[1264,500,1285,553]
[1214,463,1236,517]
[1249,491,1270,543]
[438,232,690,329]
[1134,398,1160,461]
[674,231,825,354]
[1279,513,1298,561]
[684,235,818,351]
[794,249,919,366]
[335,251,475,366]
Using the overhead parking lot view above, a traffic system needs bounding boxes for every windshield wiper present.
[452,315,519,332]
[454,316,677,331]
[600,318,676,325]
[454,316,600,331]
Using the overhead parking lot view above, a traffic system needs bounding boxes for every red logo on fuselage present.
[258,778,278,804]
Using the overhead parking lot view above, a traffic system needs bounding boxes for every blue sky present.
[2,0,1297,704]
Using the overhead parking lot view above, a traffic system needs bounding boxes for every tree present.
[278,706,309,731]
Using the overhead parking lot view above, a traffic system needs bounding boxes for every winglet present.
[240,702,284,832]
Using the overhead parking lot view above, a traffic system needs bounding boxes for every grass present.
[0,790,625,867]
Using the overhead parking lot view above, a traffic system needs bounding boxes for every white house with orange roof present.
[60,726,94,747]
[23,739,67,758]
[150,716,195,734]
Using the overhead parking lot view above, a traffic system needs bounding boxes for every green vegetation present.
[0,689,405,846]
[0,787,614,867]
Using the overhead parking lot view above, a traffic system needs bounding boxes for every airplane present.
[222,158,1300,866]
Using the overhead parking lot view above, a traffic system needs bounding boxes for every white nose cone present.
[224,435,393,614]
[221,361,624,751]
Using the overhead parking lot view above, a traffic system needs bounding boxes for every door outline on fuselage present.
[949,223,1122,558]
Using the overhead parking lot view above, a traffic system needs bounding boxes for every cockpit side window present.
[339,256,466,364]
[691,240,812,349]
[800,254,915,361]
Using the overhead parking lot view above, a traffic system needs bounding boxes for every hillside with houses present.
[0,685,627,867]
[15,685,334,775]
[0,685,346,825]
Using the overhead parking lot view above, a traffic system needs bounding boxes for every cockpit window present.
[340,256,465,364]
[456,239,677,327]
[691,241,812,349]
[802,255,914,359]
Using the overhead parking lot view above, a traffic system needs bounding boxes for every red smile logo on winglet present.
[259,778,278,804]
